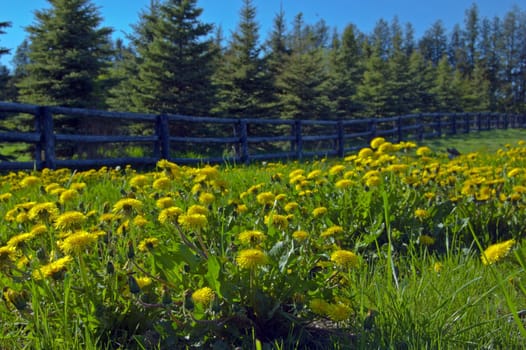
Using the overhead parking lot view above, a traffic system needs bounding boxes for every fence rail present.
[0,101,525,170]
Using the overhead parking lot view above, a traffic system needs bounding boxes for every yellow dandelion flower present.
[70,182,87,191]
[6,232,35,248]
[191,287,215,305]
[370,137,386,150]
[284,202,299,212]
[187,204,208,216]
[33,255,73,280]
[57,231,98,254]
[158,206,183,224]
[433,262,444,273]
[54,211,87,231]
[321,225,344,238]
[327,302,352,322]
[292,230,308,241]
[0,192,12,201]
[16,212,29,223]
[156,197,176,209]
[335,179,353,189]
[312,207,328,218]
[416,146,432,156]
[0,245,17,263]
[377,142,394,154]
[414,208,429,219]
[418,234,435,246]
[358,147,374,159]
[196,166,220,181]
[264,213,289,229]
[512,185,526,194]
[99,212,120,224]
[275,193,287,201]
[481,239,515,265]
[238,230,266,245]
[28,202,59,221]
[112,198,143,214]
[331,249,359,268]
[20,175,40,187]
[309,298,331,315]
[133,215,148,227]
[153,177,171,190]
[365,176,381,187]
[256,192,275,205]
[307,169,323,179]
[130,174,150,187]
[199,192,216,205]
[59,189,79,204]
[236,249,268,269]
[507,168,522,178]
[236,204,248,213]
[178,213,208,230]
[476,187,492,201]
[44,183,61,193]
[135,276,153,289]
[138,237,160,252]
[30,224,47,235]
[288,169,305,179]
[329,164,346,176]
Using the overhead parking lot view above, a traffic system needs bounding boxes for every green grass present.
[421,129,526,154]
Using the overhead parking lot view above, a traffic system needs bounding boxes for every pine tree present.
[418,20,447,66]
[356,43,391,117]
[430,55,463,111]
[17,0,112,107]
[264,6,289,117]
[106,1,161,112]
[407,51,435,112]
[0,21,11,56]
[212,0,274,118]
[327,24,363,118]
[276,13,333,120]
[126,0,216,116]
[386,19,412,114]
[0,21,13,101]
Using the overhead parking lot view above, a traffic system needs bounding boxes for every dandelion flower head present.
[236,249,268,269]
[481,239,515,265]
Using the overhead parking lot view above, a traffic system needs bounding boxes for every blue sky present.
[0,0,522,68]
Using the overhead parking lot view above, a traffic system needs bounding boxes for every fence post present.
[294,119,303,161]
[450,113,457,135]
[504,113,509,129]
[369,119,377,140]
[464,113,470,133]
[397,116,403,142]
[417,114,424,141]
[33,109,43,167]
[38,106,56,170]
[239,119,249,164]
[155,114,170,160]
[336,120,344,158]
[477,113,482,131]
[436,114,442,137]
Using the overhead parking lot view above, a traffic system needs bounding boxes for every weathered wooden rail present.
[0,101,524,170]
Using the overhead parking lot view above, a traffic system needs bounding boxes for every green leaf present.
[205,255,222,298]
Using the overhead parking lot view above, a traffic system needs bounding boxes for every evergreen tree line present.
[0,0,525,121]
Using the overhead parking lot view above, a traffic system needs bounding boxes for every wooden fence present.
[0,101,524,170]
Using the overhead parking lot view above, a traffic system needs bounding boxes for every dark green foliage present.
[1,1,525,118]
[0,21,11,56]
[120,0,216,116]
[212,0,275,118]
[16,0,112,108]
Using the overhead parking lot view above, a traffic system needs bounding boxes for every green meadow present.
[1,134,525,349]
